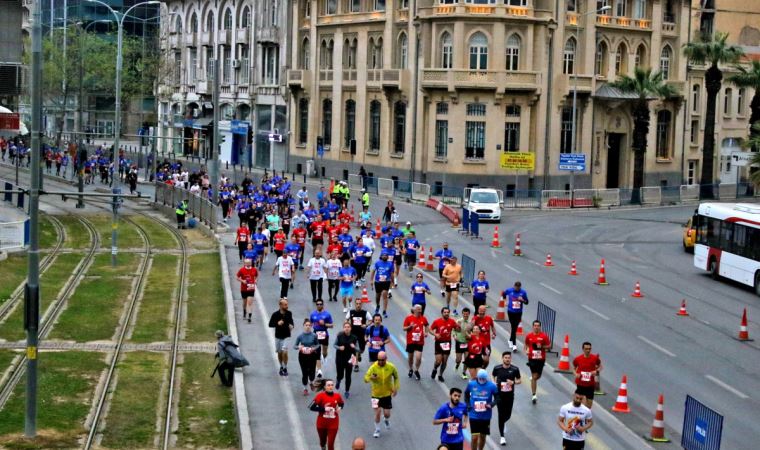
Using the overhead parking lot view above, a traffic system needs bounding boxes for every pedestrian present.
[307,248,328,302]
[346,298,371,371]
[268,298,295,376]
[309,379,344,450]
[175,199,188,229]
[295,319,321,396]
[334,321,358,398]
[501,281,529,351]
[326,251,342,303]
[471,270,490,312]
[524,320,551,404]
[272,249,296,298]
[572,341,602,408]
[464,369,499,450]
[464,325,485,380]
[441,256,463,315]
[361,188,370,209]
[235,222,251,261]
[339,258,358,312]
[364,314,390,362]
[363,350,399,438]
[213,330,235,387]
[235,258,258,323]
[433,387,469,450]
[558,390,594,450]
[382,200,394,223]
[310,299,334,378]
[403,231,420,275]
[370,252,395,318]
[359,165,368,188]
[430,306,459,382]
[491,351,522,445]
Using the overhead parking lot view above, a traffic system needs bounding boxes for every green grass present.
[0,351,105,449]
[130,254,179,343]
[0,350,19,374]
[185,253,225,342]
[38,216,58,249]
[57,216,91,249]
[175,353,237,449]
[130,216,178,250]
[0,254,27,304]
[0,253,84,342]
[99,352,166,448]
[85,214,145,250]
[48,253,140,342]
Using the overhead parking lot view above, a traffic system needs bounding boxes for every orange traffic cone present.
[676,299,689,316]
[516,321,524,336]
[512,233,522,256]
[555,335,572,373]
[568,260,578,276]
[645,394,670,442]
[418,247,426,268]
[495,297,507,322]
[491,226,501,248]
[544,253,555,267]
[425,247,435,271]
[360,287,370,303]
[631,281,644,298]
[611,375,631,413]
[375,219,381,235]
[350,204,356,222]
[594,259,609,285]
[735,308,753,341]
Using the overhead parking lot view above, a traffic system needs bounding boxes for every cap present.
[406,221,412,225]
[477,369,488,381]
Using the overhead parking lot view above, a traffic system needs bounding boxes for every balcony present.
[662,21,677,35]
[319,69,333,86]
[236,28,249,44]
[183,34,197,47]
[381,69,409,89]
[566,74,594,94]
[218,29,231,45]
[596,14,652,31]
[397,9,409,22]
[200,31,211,46]
[343,69,357,84]
[258,26,280,43]
[465,5,494,14]
[434,5,455,14]
[566,12,579,25]
[421,69,540,92]
[169,33,180,48]
[287,69,312,91]
[633,18,651,29]
[507,6,529,16]
[666,80,685,96]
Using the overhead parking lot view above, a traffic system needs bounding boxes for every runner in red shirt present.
[326,235,342,259]
[235,258,258,323]
[523,320,551,404]
[273,228,287,257]
[310,379,344,450]
[573,341,602,408]
[326,221,340,242]
[429,306,460,382]
[311,218,326,248]
[472,305,496,369]
[464,325,485,380]
[338,210,352,224]
[403,304,429,381]
[338,219,351,235]
[234,223,250,261]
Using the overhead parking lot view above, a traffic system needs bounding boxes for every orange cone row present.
[491,226,501,248]
[676,299,689,316]
[645,394,670,442]
[418,247,426,268]
[544,253,554,267]
[512,233,522,256]
[495,297,507,322]
[631,281,644,298]
[611,375,631,413]
[736,308,753,341]
[555,335,572,373]
[425,247,435,271]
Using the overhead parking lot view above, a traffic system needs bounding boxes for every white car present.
[465,188,502,222]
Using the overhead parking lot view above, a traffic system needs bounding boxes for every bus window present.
[706,217,721,248]
[720,222,733,251]
[746,227,760,261]
[733,225,747,258]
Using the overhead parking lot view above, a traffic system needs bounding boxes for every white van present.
[465,188,503,222]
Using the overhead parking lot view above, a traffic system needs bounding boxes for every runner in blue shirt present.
[471,270,490,312]
[403,232,420,273]
[370,253,395,318]
[252,226,267,267]
[410,274,431,315]
[435,243,454,297]
[433,387,469,450]
[364,314,390,362]
[285,235,302,265]
[465,369,499,450]
[501,281,529,351]
[338,232,354,259]
[242,243,258,262]
[310,299,334,378]
[338,259,357,309]
[350,240,370,285]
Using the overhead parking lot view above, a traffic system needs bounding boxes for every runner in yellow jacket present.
[363,351,400,438]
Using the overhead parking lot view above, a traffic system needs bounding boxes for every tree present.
[684,32,744,198]
[609,67,677,204]
[727,60,760,150]
[746,123,760,186]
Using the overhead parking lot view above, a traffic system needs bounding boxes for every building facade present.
[156,0,289,169]
[286,0,757,191]
[0,0,24,112]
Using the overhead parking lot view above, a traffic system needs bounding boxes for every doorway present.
[606,133,624,189]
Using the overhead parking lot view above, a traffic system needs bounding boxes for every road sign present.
[730,151,755,167]
[268,133,282,143]
[559,153,586,171]
[500,152,535,170]
[0,112,20,130]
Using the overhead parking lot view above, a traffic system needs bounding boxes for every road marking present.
[539,282,562,295]
[637,335,676,357]
[581,304,610,321]
[705,375,750,399]
[530,260,542,266]
[504,263,522,274]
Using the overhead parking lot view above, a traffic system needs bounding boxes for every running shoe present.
[384,419,391,429]
[500,437,507,446]
[383,311,388,319]
[373,430,380,438]
[388,292,393,299]
[343,307,348,313]
[461,372,468,380]
[353,365,359,372]
[408,370,413,378]
[317,370,323,379]
[532,394,537,404]
[437,375,445,383]
[278,367,284,376]
[440,290,445,298]
[414,371,421,381]
[431,369,437,379]
[453,309,459,316]
[344,391,350,399]
[336,381,341,390]
[282,368,288,376]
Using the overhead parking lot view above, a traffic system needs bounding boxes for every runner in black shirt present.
[268,299,295,376]
[346,298,372,371]
[491,351,522,446]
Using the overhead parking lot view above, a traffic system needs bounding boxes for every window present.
[504,123,520,151]
[206,12,214,32]
[190,14,198,33]
[687,160,697,185]
[374,0,386,11]
[271,0,278,25]
[506,34,520,71]
[436,102,449,115]
[393,102,407,154]
[205,46,213,81]
[659,46,671,80]
[692,84,700,113]
[467,103,486,116]
[345,100,356,147]
[326,0,337,15]
[506,105,520,117]
[369,38,382,69]
[322,99,332,146]
[560,106,574,153]
[174,15,182,34]
[656,110,672,159]
[633,0,646,19]
[298,98,309,144]
[469,32,488,70]
[399,0,409,8]
[615,43,627,75]
[222,46,232,84]
[221,104,234,120]
[614,0,626,16]
[174,51,181,84]
[301,38,310,69]
[262,44,279,84]
[507,0,526,4]
[189,48,197,83]
[343,38,357,69]
[597,0,611,14]
[663,0,675,22]
[223,9,233,30]
[635,44,646,68]
[369,101,381,151]
[738,88,746,115]
[563,38,576,74]
[724,88,733,115]
[435,120,449,159]
[320,40,334,69]
[241,7,251,28]
[690,120,699,144]
[304,0,311,17]
[465,121,486,159]
[440,32,453,69]
[398,33,408,69]
[349,0,361,12]
[595,42,608,76]
[567,0,576,12]
[239,46,249,85]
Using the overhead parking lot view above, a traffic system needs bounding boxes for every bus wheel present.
[755,272,760,297]
[709,258,719,280]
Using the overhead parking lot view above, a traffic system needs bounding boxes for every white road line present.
[531,260,542,266]
[705,375,750,399]
[539,282,563,295]
[581,304,610,321]
[637,335,676,358]
[504,263,522,274]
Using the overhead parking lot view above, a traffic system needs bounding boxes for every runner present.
[307,248,328,303]
[410,272,432,315]
[441,256,463,315]
[272,249,296,299]
[363,351,400,438]
[252,227,267,267]
[268,298,295,376]
[435,243,453,297]
[557,391,594,450]
[295,319,321,395]
[369,252,395,318]
[572,341,602,408]
[272,226,287,258]
[403,304,430,380]
[429,306,460,382]
[464,369,499,450]
[473,305,497,369]
[365,314,391,362]
[326,251,343,303]
[339,258,358,311]
[524,320,551,404]
[285,235,302,267]
[334,321,359,398]
[234,218,251,261]
[432,387,469,450]
[351,237,371,286]
[347,298,372,372]
[309,378,344,450]
[235,258,258,323]
[392,237,403,284]
[464,325,486,380]
[403,231,420,274]
[471,270,490,312]
[453,307,473,379]
[293,221,308,269]
[310,300,334,378]
[502,281,529,351]
[491,351,522,445]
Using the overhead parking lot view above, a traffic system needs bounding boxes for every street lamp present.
[85,0,160,161]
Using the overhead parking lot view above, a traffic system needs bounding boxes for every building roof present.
[593,84,642,100]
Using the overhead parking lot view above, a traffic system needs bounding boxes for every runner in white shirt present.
[307,249,328,303]
[557,391,594,450]
[272,253,296,299]
[325,251,343,305]
[361,234,376,284]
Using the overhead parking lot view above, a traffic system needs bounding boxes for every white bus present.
[694,203,760,296]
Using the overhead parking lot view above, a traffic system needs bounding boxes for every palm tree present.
[746,123,760,186]
[684,32,744,198]
[727,60,760,150]
[609,67,676,204]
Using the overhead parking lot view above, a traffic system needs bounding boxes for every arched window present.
[440,32,453,69]
[322,99,333,146]
[206,12,214,32]
[595,41,608,76]
[506,34,520,71]
[656,110,672,159]
[692,84,700,113]
[174,15,182,33]
[738,88,746,115]
[563,38,576,74]
[635,44,647,68]
[241,6,251,28]
[615,43,628,76]
[369,101,381,151]
[398,33,408,69]
[393,102,406,154]
[469,32,488,70]
[343,38,357,69]
[320,40,333,69]
[326,0,337,15]
[345,100,356,147]
[221,103,234,120]
[301,38,310,69]
[298,98,309,145]
[190,13,198,32]
[659,45,672,80]
[370,38,383,69]
[223,8,233,30]
[724,88,733,115]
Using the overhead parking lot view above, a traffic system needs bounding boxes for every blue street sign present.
[558,153,586,171]
[317,144,324,158]
[694,419,707,444]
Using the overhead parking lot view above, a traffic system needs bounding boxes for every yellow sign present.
[500,152,535,170]
[27,346,37,360]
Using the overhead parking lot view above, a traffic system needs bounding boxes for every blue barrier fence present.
[682,395,723,450]
[460,253,476,294]
[536,301,557,355]
[470,212,480,238]
[461,208,470,235]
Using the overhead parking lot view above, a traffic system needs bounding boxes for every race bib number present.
[371,398,380,409]
[323,406,336,419]
[239,208,246,214]
[580,371,593,382]
[449,283,458,289]
[352,317,363,326]
[246,283,256,290]
[239,234,247,241]
[301,346,312,354]
[531,349,542,359]
[356,250,363,256]
[378,275,387,282]
[316,331,327,340]
[408,244,415,250]
[440,342,451,351]
[511,300,521,309]
[349,354,357,365]
[281,266,291,276]
[412,332,421,342]
[311,269,321,277]
[415,286,424,293]
[344,276,352,282]
[329,269,339,278]
[477,286,485,293]
[446,422,460,435]
[371,340,382,349]
[501,381,513,393]
[474,401,487,412]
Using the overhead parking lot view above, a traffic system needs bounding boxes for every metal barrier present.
[737,182,755,198]
[640,186,662,205]
[411,182,431,202]
[470,212,480,238]
[433,185,465,206]
[395,180,412,199]
[348,174,363,191]
[460,208,470,235]
[365,176,379,195]
[0,220,28,250]
[596,188,620,207]
[154,182,219,231]
[541,190,572,209]
[503,190,541,208]
[572,189,596,208]
[536,301,557,355]
[460,253,476,294]
[661,186,681,204]
[377,178,394,197]
[717,183,737,200]
[681,395,723,450]
[680,184,699,203]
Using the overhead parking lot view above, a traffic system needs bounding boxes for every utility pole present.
[210,57,220,206]
[111,188,121,266]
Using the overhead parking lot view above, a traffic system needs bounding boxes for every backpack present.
[219,337,250,368]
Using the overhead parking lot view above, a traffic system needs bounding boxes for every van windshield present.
[471,192,499,203]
